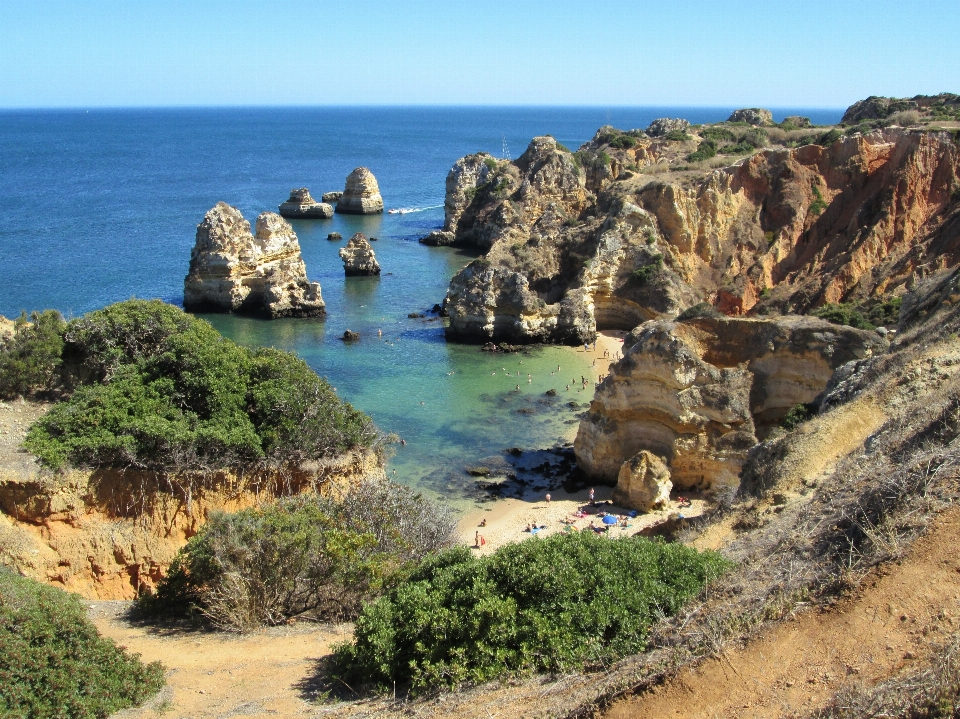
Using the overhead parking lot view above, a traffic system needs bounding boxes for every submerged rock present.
[183,202,325,318]
[339,233,381,276]
[327,232,342,241]
[278,188,333,219]
[335,168,384,215]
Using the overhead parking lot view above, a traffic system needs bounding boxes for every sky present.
[0,0,957,108]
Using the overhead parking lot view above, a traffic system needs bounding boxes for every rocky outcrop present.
[438,125,960,345]
[782,115,812,128]
[335,168,384,215]
[327,232,342,241]
[728,108,773,126]
[183,202,325,318]
[575,315,886,490]
[612,450,672,512]
[322,191,343,203]
[646,118,690,137]
[339,233,381,276]
[419,230,456,246]
[278,188,333,219]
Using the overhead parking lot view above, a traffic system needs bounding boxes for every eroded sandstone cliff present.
[436,124,960,345]
[336,167,384,215]
[183,202,325,318]
[574,315,885,491]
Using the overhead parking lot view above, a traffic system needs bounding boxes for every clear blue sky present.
[0,0,956,108]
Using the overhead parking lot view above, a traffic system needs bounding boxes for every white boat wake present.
[387,204,442,215]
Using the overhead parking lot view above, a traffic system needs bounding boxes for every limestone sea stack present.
[278,188,333,219]
[335,168,384,215]
[339,233,381,276]
[184,202,325,318]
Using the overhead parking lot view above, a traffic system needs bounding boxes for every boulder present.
[727,108,774,126]
[613,451,672,512]
[645,118,690,137]
[335,168,384,215]
[183,202,325,318]
[322,191,343,203]
[575,315,886,490]
[327,232,342,241]
[419,230,456,246]
[278,188,333,219]
[339,233,381,276]
[342,329,360,342]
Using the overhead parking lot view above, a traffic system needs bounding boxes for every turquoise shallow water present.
[0,106,842,503]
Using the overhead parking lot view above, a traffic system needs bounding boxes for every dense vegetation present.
[138,479,457,631]
[812,302,875,330]
[0,310,65,400]
[0,569,164,718]
[330,532,728,694]
[15,300,375,472]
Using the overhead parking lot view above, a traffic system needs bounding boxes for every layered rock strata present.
[439,125,960,345]
[278,188,333,219]
[575,315,885,490]
[184,202,325,318]
[335,168,384,215]
[339,233,381,276]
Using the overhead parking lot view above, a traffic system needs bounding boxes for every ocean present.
[0,105,843,503]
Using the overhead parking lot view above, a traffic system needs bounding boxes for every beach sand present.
[458,329,707,554]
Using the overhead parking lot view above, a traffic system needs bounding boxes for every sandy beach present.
[458,329,707,554]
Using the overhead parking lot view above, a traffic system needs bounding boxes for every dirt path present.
[604,507,960,719]
[90,605,351,718]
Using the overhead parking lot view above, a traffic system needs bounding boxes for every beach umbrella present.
[601,514,618,525]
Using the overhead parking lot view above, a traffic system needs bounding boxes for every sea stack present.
[184,202,325,318]
[278,188,333,219]
[335,168,384,215]
[339,233,381,276]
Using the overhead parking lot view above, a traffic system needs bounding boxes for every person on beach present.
[545,493,551,503]
[589,487,595,505]
[474,531,480,548]
[479,518,487,527]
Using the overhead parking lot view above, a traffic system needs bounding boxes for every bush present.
[866,296,902,326]
[138,480,457,631]
[809,184,828,216]
[781,403,816,430]
[483,157,498,172]
[686,139,717,163]
[663,129,691,142]
[24,300,375,472]
[630,255,664,286]
[0,569,164,718]
[812,303,874,330]
[0,311,65,399]
[701,127,736,143]
[676,303,722,321]
[330,532,729,694]
[607,134,636,149]
[815,129,843,147]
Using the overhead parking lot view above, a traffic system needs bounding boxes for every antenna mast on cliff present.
[502,135,511,161]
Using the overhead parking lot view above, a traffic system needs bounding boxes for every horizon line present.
[0,102,848,112]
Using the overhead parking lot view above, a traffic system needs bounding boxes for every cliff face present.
[0,448,382,600]
[574,315,885,490]
[183,202,325,318]
[437,128,960,344]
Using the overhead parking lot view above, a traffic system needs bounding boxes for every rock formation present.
[782,115,812,128]
[278,188,333,219]
[322,191,343,203]
[727,108,773,125]
[335,168,384,215]
[612,450,672,512]
[339,233,381,276]
[183,202,325,318]
[327,232,342,241]
[646,118,690,137]
[438,124,960,345]
[575,315,886,490]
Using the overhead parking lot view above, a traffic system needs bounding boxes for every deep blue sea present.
[0,106,842,503]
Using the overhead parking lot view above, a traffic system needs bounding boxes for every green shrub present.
[0,311,65,399]
[676,303,722,321]
[812,303,874,330]
[607,134,636,149]
[815,129,843,147]
[330,532,729,694]
[630,255,664,286]
[23,300,375,472]
[687,139,717,163]
[663,129,691,142]
[866,296,902,326]
[138,480,457,631]
[701,127,736,143]
[809,184,828,216]
[0,569,164,718]
[483,157,498,172]
[555,141,572,152]
[781,403,817,430]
